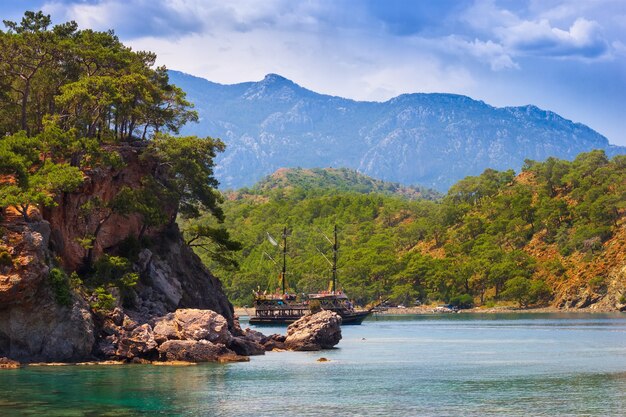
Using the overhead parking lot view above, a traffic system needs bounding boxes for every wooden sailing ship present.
[249,226,372,325]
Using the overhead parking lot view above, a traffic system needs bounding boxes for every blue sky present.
[2,0,626,145]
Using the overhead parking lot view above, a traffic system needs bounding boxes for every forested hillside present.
[238,167,441,200]
[192,151,626,310]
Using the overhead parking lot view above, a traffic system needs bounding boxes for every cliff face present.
[0,144,233,362]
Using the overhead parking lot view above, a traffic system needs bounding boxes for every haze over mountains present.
[169,70,625,191]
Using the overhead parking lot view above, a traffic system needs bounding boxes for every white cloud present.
[444,36,518,71]
[497,17,610,59]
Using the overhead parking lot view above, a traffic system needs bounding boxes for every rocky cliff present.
[0,144,234,362]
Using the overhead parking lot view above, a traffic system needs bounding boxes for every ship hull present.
[249,309,372,326]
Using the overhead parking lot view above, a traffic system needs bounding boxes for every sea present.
[1,313,625,416]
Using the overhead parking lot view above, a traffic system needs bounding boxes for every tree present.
[147,134,225,220]
[0,131,83,220]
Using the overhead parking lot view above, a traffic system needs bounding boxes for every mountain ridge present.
[169,70,625,191]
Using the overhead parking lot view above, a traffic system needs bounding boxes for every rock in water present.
[0,357,20,369]
[285,311,342,351]
[158,340,244,363]
[228,336,266,356]
[116,324,158,359]
[152,309,231,344]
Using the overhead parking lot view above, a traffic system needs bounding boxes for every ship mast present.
[281,226,287,294]
[332,224,338,293]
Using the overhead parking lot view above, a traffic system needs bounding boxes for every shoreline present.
[234,305,624,317]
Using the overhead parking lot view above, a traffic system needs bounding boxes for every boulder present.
[175,309,230,343]
[152,314,179,344]
[158,340,244,363]
[152,309,231,344]
[284,311,342,351]
[116,324,158,359]
[228,336,265,356]
[0,357,20,369]
[262,334,287,351]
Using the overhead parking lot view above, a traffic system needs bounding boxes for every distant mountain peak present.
[242,73,304,101]
[262,73,290,83]
[167,70,625,191]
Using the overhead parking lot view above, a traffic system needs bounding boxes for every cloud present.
[444,36,518,71]
[497,17,610,59]
[42,0,347,39]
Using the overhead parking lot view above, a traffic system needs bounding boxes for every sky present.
[2,0,626,145]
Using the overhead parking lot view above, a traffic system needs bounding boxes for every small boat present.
[249,226,372,325]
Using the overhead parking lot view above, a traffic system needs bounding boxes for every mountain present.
[238,167,441,200]
[169,70,626,191]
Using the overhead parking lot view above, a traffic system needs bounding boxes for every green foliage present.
[183,217,242,269]
[201,151,623,307]
[246,167,440,201]
[91,255,138,289]
[588,276,606,293]
[90,287,116,312]
[146,134,225,220]
[502,277,551,307]
[448,294,474,309]
[0,130,84,220]
[0,12,196,140]
[69,272,83,290]
[49,267,72,306]
[0,249,13,267]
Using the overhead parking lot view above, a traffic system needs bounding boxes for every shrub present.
[117,236,142,261]
[589,276,606,293]
[0,249,12,267]
[90,287,116,312]
[69,271,83,289]
[448,294,474,309]
[49,267,72,306]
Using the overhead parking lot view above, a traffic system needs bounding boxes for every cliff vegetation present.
[0,12,236,362]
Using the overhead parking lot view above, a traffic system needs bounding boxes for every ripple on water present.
[1,314,626,416]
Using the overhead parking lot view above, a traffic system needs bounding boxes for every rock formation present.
[100,308,256,363]
[0,144,234,363]
[0,357,20,369]
[284,311,342,351]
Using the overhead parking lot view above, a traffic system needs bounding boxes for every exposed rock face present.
[0,222,50,307]
[0,223,95,362]
[158,340,245,363]
[42,144,234,326]
[134,239,234,325]
[115,324,158,360]
[228,336,266,356]
[285,311,342,351]
[43,144,164,272]
[0,290,95,362]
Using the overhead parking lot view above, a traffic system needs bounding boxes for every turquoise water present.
[1,313,626,416]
